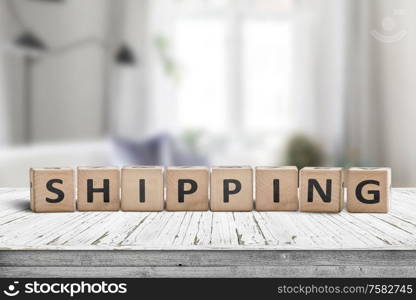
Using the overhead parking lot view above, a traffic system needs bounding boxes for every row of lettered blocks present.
[30,166,391,213]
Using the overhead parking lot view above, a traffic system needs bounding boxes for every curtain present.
[0,2,10,147]
[295,0,416,186]
[293,0,348,166]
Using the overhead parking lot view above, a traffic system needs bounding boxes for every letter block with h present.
[346,167,391,213]
[30,168,75,212]
[77,167,120,211]
[299,167,343,212]
[210,166,253,211]
[166,167,209,211]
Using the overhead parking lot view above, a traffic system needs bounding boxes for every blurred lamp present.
[6,0,136,142]
[12,32,136,143]
[115,44,136,65]
[14,31,47,51]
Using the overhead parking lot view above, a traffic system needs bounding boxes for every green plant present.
[181,128,204,153]
[285,134,325,169]
[153,34,180,82]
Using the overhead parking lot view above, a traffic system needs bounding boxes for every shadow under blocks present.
[29,166,391,213]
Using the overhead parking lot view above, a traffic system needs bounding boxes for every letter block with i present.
[255,166,298,211]
[166,167,209,211]
[346,167,391,213]
[210,166,253,211]
[30,168,75,212]
[299,167,343,212]
[77,167,120,211]
[121,166,164,211]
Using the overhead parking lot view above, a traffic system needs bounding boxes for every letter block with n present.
[346,167,391,213]
[299,167,343,212]
[166,167,209,211]
[77,167,120,211]
[210,166,253,211]
[30,168,75,212]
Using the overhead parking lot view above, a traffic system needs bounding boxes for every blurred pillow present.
[111,133,208,166]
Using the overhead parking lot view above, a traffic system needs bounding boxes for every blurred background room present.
[0,0,415,187]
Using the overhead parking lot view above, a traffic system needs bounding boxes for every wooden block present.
[299,167,343,212]
[30,168,75,212]
[166,167,209,211]
[255,166,298,211]
[346,167,391,213]
[210,166,253,211]
[121,166,164,211]
[77,167,120,211]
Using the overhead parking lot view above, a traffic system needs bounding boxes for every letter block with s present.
[77,167,120,211]
[210,166,253,211]
[166,167,209,211]
[299,167,343,212]
[346,167,391,213]
[30,168,75,212]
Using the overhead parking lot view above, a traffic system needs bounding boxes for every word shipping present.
[30,166,391,213]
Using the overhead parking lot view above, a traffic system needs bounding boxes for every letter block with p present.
[346,168,391,213]
[299,167,343,212]
[166,167,209,211]
[77,167,120,211]
[210,166,253,211]
[30,168,75,212]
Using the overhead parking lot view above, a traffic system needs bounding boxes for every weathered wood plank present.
[1,250,416,267]
[0,188,416,251]
[2,265,416,278]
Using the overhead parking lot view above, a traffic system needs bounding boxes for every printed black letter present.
[356,180,380,204]
[273,179,280,203]
[46,179,65,203]
[178,179,198,203]
[223,179,241,203]
[87,179,110,203]
[307,179,332,203]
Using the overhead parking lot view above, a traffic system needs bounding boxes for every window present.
[170,0,294,137]
[174,18,227,132]
[243,18,293,132]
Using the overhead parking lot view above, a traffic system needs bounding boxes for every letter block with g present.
[346,167,391,213]
[30,168,75,212]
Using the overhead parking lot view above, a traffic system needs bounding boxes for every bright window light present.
[243,19,293,132]
[174,18,227,132]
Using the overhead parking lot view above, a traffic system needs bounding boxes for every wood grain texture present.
[210,166,253,211]
[30,168,75,212]
[346,167,391,213]
[299,167,343,212]
[1,188,416,277]
[255,166,298,211]
[166,167,209,211]
[121,166,164,211]
[77,167,120,211]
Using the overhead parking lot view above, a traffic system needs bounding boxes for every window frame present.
[170,1,294,136]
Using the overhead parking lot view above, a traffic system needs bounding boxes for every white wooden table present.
[0,188,416,277]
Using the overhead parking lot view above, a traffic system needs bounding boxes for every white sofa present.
[0,140,111,187]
